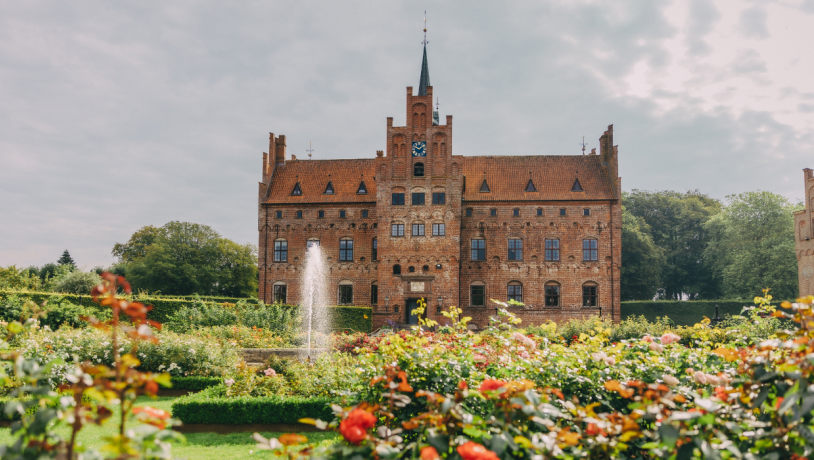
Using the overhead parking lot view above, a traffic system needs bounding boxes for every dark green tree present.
[703,191,800,300]
[38,263,59,282]
[121,221,258,297]
[621,206,665,300]
[57,250,76,268]
[624,190,722,299]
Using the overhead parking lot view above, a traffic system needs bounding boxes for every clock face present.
[411,141,427,157]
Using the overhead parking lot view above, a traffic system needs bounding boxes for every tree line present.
[621,190,801,301]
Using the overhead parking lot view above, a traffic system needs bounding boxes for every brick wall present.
[796,168,814,297]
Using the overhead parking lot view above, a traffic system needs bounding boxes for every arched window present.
[393,264,402,275]
[371,281,378,306]
[272,282,287,304]
[508,281,523,303]
[339,238,354,262]
[582,282,598,307]
[414,162,424,177]
[508,238,523,261]
[338,280,353,305]
[372,238,377,261]
[545,282,560,307]
[470,281,486,307]
[273,239,288,262]
[582,239,598,261]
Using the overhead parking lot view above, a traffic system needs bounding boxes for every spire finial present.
[307,141,314,160]
[422,10,428,46]
[581,136,586,155]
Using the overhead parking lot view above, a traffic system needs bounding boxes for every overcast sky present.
[1,1,813,269]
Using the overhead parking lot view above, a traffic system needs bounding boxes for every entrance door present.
[406,298,420,325]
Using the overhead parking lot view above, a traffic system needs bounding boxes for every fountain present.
[300,243,330,360]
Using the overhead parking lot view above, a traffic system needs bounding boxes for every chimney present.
[275,134,287,166]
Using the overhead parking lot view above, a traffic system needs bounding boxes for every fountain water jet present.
[300,244,330,360]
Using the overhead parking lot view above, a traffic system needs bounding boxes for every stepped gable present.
[462,155,616,202]
[263,158,377,204]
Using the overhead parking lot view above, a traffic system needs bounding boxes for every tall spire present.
[418,11,430,96]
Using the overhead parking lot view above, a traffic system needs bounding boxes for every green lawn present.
[0,396,338,460]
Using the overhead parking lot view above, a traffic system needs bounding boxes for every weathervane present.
[581,136,587,155]
[436,97,439,112]
[306,141,314,160]
[422,11,428,46]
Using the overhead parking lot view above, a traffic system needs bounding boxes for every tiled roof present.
[462,155,616,201]
[263,159,377,204]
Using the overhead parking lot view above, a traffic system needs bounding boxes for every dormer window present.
[525,179,537,192]
[291,182,302,196]
[324,181,335,194]
[357,181,367,194]
[414,162,424,177]
[479,179,490,193]
[571,179,583,192]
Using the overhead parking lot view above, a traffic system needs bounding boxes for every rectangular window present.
[372,239,377,260]
[362,210,369,218]
[391,224,404,237]
[432,192,446,204]
[318,210,325,218]
[275,211,282,218]
[339,239,354,261]
[508,239,523,260]
[339,210,346,218]
[432,223,445,236]
[273,285,287,304]
[371,284,378,305]
[583,239,598,261]
[545,285,560,307]
[273,240,287,262]
[471,239,486,260]
[537,208,543,216]
[513,208,520,217]
[296,210,303,219]
[392,193,405,205]
[465,208,473,217]
[471,285,485,306]
[545,239,560,261]
[559,208,566,216]
[412,223,425,236]
[583,208,590,216]
[508,284,522,302]
[339,285,353,305]
[412,193,425,205]
[583,285,597,307]
[490,209,497,216]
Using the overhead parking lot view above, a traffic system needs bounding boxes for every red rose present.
[457,441,499,460]
[478,379,507,393]
[339,408,377,445]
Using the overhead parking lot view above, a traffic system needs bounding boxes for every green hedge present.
[162,376,222,392]
[0,291,372,332]
[171,389,334,425]
[621,301,757,326]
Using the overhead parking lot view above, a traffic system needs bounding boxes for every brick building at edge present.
[257,45,622,329]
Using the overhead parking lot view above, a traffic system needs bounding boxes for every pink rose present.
[660,332,681,345]
[693,371,707,384]
[705,374,722,386]
[225,378,235,387]
[642,336,653,343]
[649,343,664,353]
[603,356,616,366]
[520,350,530,360]
[662,374,679,387]
[264,368,277,377]
[473,353,487,363]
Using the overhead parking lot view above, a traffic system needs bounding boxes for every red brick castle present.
[258,42,622,329]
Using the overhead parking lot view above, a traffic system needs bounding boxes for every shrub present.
[621,300,754,326]
[49,269,102,295]
[162,376,221,392]
[187,325,294,348]
[171,386,335,425]
[0,294,110,331]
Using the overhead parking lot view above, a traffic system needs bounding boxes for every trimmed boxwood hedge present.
[0,291,373,332]
[171,389,335,425]
[621,300,756,326]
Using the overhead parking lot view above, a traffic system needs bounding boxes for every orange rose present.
[457,441,499,460]
[339,408,377,445]
[420,446,440,460]
[478,379,507,393]
[132,406,170,429]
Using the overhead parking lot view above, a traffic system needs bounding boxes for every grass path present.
[0,396,338,459]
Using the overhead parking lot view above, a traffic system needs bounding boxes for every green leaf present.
[658,424,679,448]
